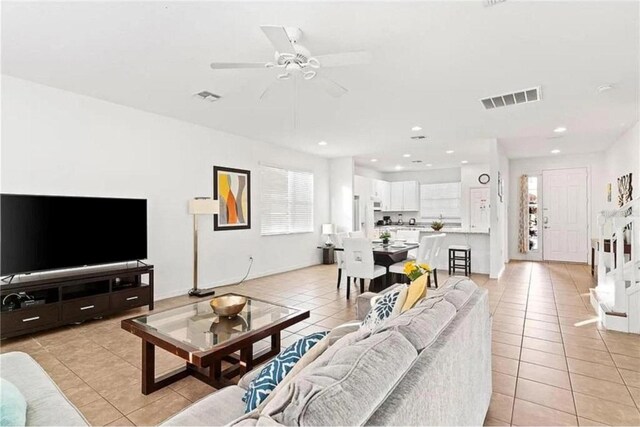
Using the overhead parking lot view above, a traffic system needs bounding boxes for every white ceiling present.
[2,1,638,172]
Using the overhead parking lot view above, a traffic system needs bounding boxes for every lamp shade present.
[189,198,219,215]
[322,223,336,235]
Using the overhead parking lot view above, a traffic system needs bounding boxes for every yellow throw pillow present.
[401,274,428,312]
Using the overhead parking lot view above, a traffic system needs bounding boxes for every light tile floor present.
[1,262,639,426]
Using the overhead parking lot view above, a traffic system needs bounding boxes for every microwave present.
[373,200,382,211]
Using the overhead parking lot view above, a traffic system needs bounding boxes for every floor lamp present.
[188,198,219,297]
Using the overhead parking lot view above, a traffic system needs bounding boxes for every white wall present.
[354,166,383,180]
[508,152,606,261]
[381,167,461,183]
[490,140,509,278]
[1,76,331,299]
[329,157,354,233]
[602,121,639,212]
[460,164,490,230]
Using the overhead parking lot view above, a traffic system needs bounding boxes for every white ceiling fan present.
[210,25,371,99]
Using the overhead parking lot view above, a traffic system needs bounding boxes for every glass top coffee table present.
[121,293,309,394]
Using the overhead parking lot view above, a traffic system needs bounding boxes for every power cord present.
[235,257,254,286]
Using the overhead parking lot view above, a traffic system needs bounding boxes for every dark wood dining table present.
[318,243,419,292]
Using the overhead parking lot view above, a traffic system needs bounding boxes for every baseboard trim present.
[154,261,322,301]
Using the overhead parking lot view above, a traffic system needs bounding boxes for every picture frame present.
[607,183,612,203]
[213,166,251,231]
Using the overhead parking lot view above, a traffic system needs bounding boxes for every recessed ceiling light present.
[446,150,454,154]
[318,141,327,146]
[551,149,561,154]
[553,127,567,133]
[426,163,433,167]
[394,165,403,170]
[370,158,378,162]
[403,153,411,158]
[461,160,469,164]
[411,126,422,131]
[597,84,614,93]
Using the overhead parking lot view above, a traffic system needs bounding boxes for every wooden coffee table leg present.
[271,331,281,354]
[141,339,189,395]
[239,346,253,377]
[142,340,156,395]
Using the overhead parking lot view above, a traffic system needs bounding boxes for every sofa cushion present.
[361,285,407,330]
[377,296,457,351]
[0,352,88,426]
[262,330,417,426]
[161,385,247,426]
[0,378,27,427]
[243,332,328,412]
[440,277,478,310]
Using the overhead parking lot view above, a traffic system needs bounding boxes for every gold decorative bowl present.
[210,295,247,318]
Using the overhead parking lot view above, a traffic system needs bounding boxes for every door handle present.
[80,305,95,311]
[22,316,40,322]
[126,296,139,301]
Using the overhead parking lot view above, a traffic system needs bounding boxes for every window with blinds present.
[260,165,314,235]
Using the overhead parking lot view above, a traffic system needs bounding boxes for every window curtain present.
[518,175,529,253]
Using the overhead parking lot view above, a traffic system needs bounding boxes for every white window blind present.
[261,165,314,235]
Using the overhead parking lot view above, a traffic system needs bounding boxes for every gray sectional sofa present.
[0,277,492,426]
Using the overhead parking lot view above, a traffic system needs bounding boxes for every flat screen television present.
[1,194,147,276]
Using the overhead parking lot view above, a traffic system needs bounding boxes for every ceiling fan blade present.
[260,25,296,54]
[210,62,268,70]
[316,76,348,98]
[313,51,371,68]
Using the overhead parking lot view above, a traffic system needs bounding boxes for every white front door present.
[469,187,490,230]
[542,168,588,263]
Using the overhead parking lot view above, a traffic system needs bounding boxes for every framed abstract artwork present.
[213,166,251,231]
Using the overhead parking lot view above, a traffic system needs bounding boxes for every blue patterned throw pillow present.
[362,287,407,331]
[242,331,328,412]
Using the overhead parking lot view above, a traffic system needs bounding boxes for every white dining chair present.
[394,229,420,259]
[342,238,387,299]
[388,233,446,288]
[334,232,350,289]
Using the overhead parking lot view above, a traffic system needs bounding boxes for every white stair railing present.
[597,198,639,316]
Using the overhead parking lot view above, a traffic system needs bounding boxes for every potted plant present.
[431,220,444,231]
[403,260,432,282]
[379,230,392,246]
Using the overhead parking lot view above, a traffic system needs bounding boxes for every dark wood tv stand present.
[0,264,154,339]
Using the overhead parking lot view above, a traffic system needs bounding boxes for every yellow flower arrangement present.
[403,260,432,281]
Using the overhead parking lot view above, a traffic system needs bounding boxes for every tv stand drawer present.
[111,287,150,310]
[62,295,110,321]
[2,305,60,333]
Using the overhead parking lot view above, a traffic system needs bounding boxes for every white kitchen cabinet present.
[390,182,404,210]
[373,179,391,211]
[403,181,420,211]
[389,180,419,211]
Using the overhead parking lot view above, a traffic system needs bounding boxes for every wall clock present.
[478,173,490,185]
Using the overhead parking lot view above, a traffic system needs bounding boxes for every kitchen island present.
[374,226,490,275]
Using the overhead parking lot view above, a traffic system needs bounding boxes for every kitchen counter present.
[374,226,489,235]
[372,226,490,274]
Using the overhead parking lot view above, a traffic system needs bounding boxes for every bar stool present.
[448,245,471,276]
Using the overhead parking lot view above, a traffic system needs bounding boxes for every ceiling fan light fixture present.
[303,70,316,80]
[307,57,320,69]
[277,72,291,80]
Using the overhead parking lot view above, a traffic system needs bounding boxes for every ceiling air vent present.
[410,135,427,140]
[194,91,221,102]
[480,87,541,110]
[484,0,507,6]
[412,160,423,164]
